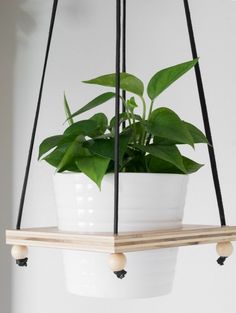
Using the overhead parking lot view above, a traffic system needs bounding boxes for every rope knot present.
[114,269,127,279]
[217,256,227,266]
[16,258,28,267]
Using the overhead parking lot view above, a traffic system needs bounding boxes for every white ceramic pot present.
[53,173,188,298]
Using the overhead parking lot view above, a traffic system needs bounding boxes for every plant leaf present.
[89,113,108,137]
[64,94,74,125]
[38,135,63,160]
[122,149,147,172]
[147,59,198,100]
[146,154,181,173]
[124,122,146,143]
[146,154,203,174]
[110,113,142,128]
[43,143,79,172]
[135,144,187,173]
[84,131,131,162]
[63,119,98,137]
[83,73,144,97]
[76,156,110,189]
[147,108,194,147]
[153,121,208,146]
[126,96,138,113]
[183,121,208,144]
[182,156,204,173]
[69,92,115,119]
[57,137,90,172]
[153,136,179,146]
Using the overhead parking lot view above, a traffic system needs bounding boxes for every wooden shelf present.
[6,225,236,253]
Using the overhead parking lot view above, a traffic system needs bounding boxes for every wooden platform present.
[6,225,236,253]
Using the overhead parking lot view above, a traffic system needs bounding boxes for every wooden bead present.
[216,241,233,257]
[11,245,28,260]
[108,253,127,272]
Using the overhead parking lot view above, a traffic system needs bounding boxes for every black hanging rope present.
[183,0,228,265]
[183,0,226,227]
[113,0,121,235]
[122,0,127,129]
[16,0,59,230]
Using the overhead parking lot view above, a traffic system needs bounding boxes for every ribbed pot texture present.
[53,173,188,298]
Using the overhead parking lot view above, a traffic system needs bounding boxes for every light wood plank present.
[6,225,236,253]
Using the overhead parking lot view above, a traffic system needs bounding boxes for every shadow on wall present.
[0,1,87,312]
[0,1,36,312]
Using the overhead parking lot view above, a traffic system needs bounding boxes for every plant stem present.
[130,112,138,143]
[138,96,147,145]
[148,100,154,120]
[121,96,132,126]
[145,100,155,145]
[140,96,147,120]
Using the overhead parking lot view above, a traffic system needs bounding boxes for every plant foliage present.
[39,59,208,188]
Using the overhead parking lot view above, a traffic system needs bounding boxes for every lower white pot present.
[53,172,189,298]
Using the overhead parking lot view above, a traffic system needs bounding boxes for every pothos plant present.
[39,59,208,188]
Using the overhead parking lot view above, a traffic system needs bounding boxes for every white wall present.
[1,0,236,312]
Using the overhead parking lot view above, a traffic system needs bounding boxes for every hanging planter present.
[6,0,236,300]
[38,57,206,297]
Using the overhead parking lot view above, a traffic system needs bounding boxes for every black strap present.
[16,0,59,230]
[113,0,122,235]
[122,0,127,129]
[183,0,226,227]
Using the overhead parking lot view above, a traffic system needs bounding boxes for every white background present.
[1,0,236,312]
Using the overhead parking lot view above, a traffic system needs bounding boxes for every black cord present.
[114,0,121,235]
[16,0,59,230]
[122,0,127,130]
[183,0,226,227]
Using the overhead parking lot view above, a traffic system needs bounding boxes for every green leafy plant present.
[39,59,208,188]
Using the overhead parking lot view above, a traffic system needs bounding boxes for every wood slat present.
[6,227,115,253]
[6,225,236,253]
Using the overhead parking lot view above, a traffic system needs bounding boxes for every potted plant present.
[38,59,208,298]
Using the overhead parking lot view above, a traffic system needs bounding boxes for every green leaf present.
[182,156,204,173]
[153,122,208,146]
[63,119,98,137]
[57,137,90,172]
[43,143,79,172]
[84,131,131,163]
[183,121,208,144]
[83,73,144,97]
[89,113,108,137]
[38,135,63,160]
[110,113,142,128]
[153,136,179,146]
[147,59,198,100]
[123,121,146,140]
[126,97,138,112]
[147,108,194,147]
[76,156,110,189]
[64,94,74,125]
[69,92,115,119]
[146,154,182,173]
[146,154,203,174]
[135,144,187,173]
[122,149,147,172]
